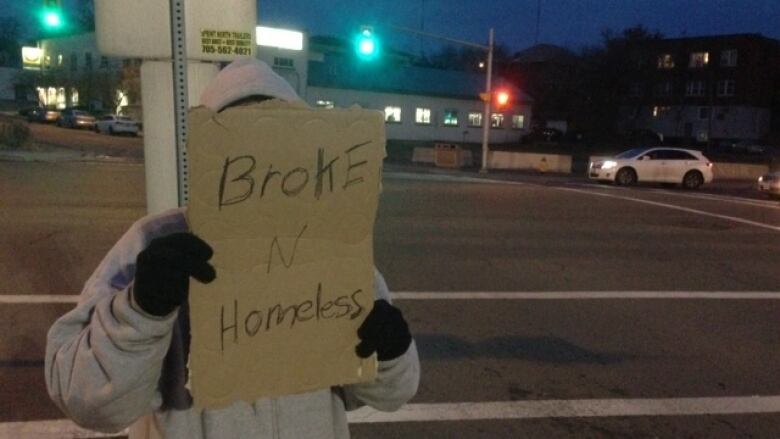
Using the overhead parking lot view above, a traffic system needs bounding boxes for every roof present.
[307,61,533,102]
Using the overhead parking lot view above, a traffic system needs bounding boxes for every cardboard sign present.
[186,101,384,408]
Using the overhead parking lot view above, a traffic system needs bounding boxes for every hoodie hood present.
[199,58,302,112]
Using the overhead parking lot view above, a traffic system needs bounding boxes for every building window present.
[720,49,737,67]
[273,57,294,69]
[415,107,431,125]
[468,112,482,127]
[384,106,402,123]
[689,52,709,68]
[685,80,706,97]
[56,87,66,109]
[699,107,710,120]
[315,99,334,109]
[654,81,673,97]
[57,54,63,66]
[717,80,735,97]
[44,55,51,68]
[490,113,504,128]
[85,52,93,70]
[652,106,671,118]
[511,114,525,129]
[443,109,459,126]
[657,54,674,69]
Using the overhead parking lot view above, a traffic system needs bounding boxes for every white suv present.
[589,147,714,189]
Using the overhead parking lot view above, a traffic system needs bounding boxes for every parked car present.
[757,171,780,199]
[589,147,714,189]
[58,109,96,129]
[95,114,140,136]
[26,107,61,123]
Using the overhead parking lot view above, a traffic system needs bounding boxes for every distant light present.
[256,26,303,51]
[359,39,375,55]
[44,11,62,28]
[22,47,44,69]
[496,91,510,106]
[479,61,485,69]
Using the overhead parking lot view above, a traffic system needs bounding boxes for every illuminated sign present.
[22,47,44,70]
[256,26,303,51]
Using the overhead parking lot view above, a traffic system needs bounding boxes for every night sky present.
[3,0,780,54]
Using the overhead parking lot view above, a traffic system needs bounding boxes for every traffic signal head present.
[496,90,510,107]
[355,26,379,60]
[40,0,64,31]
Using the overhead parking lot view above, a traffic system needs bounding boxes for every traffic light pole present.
[389,25,495,172]
[480,29,494,173]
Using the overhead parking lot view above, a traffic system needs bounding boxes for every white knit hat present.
[199,58,301,112]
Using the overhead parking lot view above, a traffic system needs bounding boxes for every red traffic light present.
[496,90,510,107]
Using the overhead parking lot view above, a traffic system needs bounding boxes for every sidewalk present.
[0,143,136,163]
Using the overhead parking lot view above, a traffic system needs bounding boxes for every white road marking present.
[385,171,524,186]
[0,295,79,304]
[554,186,780,232]
[348,396,780,423]
[7,395,780,436]
[0,420,126,438]
[393,291,780,300]
[4,291,780,305]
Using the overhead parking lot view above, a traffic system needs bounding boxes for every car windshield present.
[615,148,648,159]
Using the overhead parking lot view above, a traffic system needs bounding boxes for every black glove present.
[133,232,216,317]
[356,299,412,361]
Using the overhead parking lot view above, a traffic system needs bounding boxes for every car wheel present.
[682,170,704,190]
[615,168,637,186]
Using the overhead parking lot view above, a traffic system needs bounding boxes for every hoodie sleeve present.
[341,268,420,412]
[45,213,184,433]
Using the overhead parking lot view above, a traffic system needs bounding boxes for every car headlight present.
[602,160,617,170]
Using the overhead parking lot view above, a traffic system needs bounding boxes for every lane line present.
[554,186,780,232]
[567,183,778,209]
[4,291,780,305]
[0,295,80,304]
[393,291,780,300]
[7,395,780,436]
[347,396,780,423]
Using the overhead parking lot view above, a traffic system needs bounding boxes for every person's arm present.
[45,218,215,433]
[342,269,420,411]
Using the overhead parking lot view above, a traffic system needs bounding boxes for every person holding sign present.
[45,59,420,439]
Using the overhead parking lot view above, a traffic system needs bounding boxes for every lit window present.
[273,57,294,69]
[717,80,735,97]
[71,88,79,106]
[657,54,674,69]
[720,49,737,67]
[443,110,458,126]
[652,106,671,118]
[56,87,66,109]
[384,106,402,123]
[315,99,334,109]
[415,108,431,125]
[57,54,63,65]
[46,87,56,106]
[685,80,706,96]
[511,114,525,129]
[699,107,710,120]
[468,112,482,127]
[689,52,709,68]
[37,87,46,105]
[491,113,504,128]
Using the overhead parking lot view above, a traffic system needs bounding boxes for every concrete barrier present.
[412,147,474,167]
[488,151,572,173]
[712,162,769,180]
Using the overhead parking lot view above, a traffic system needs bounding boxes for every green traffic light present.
[355,27,379,60]
[44,11,62,28]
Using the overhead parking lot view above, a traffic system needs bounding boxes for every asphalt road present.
[1,159,779,438]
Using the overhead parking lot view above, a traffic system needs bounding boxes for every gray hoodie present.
[45,207,420,438]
